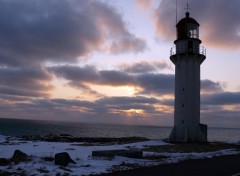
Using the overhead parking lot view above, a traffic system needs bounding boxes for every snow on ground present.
[0,136,166,176]
[0,135,239,176]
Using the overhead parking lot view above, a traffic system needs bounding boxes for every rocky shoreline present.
[18,134,149,144]
[0,135,239,176]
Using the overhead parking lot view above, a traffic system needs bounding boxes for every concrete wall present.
[169,53,207,142]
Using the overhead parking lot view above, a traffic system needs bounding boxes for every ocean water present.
[0,118,240,142]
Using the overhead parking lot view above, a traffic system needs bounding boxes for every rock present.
[54,152,75,166]
[92,149,143,158]
[11,150,30,163]
[0,158,10,166]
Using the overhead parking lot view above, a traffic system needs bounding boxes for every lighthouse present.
[169,11,207,142]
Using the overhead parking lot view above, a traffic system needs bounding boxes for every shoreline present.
[0,135,240,176]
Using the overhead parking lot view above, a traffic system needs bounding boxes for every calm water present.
[0,118,240,142]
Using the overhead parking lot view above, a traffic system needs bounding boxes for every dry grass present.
[143,142,240,153]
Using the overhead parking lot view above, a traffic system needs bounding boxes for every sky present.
[0,0,240,128]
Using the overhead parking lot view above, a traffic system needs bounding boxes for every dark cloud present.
[0,94,32,102]
[118,61,172,74]
[1,69,240,127]
[96,96,158,113]
[0,67,51,89]
[3,90,240,127]
[0,96,163,124]
[96,96,159,105]
[110,33,147,54]
[50,65,135,87]
[99,70,134,86]
[159,99,174,106]
[50,64,226,97]
[202,92,240,105]
[153,0,240,49]
[136,73,174,95]
[0,86,47,97]
[0,0,146,66]
[201,79,224,93]
[201,108,240,128]
[0,66,52,97]
[49,64,175,96]
[51,65,99,83]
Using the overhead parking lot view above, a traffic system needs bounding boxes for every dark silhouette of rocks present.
[20,135,148,144]
[0,158,10,166]
[11,150,30,163]
[54,152,75,166]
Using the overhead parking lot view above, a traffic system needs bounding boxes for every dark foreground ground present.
[98,154,240,176]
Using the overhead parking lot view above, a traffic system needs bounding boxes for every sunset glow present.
[0,0,240,127]
[91,85,136,97]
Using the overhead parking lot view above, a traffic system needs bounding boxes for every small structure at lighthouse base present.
[169,123,207,143]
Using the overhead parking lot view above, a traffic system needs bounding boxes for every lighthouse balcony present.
[170,45,206,56]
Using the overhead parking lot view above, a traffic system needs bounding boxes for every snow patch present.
[0,136,239,176]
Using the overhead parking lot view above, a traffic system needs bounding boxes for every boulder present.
[11,150,30,163]
[0,158,10,166]
[54,152,75,166]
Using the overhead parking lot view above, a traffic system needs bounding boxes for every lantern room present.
[176,12,199,39]
[171,12,206,56]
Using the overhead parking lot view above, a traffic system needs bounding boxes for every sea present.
[0,118,240,142]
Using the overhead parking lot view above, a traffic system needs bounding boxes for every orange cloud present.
[135,0,153,11]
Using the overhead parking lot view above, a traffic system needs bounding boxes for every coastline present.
[0,134,240,176]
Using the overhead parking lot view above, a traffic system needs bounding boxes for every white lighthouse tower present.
[169,11,207,142]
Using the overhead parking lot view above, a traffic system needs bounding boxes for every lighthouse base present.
[169,124,207,143]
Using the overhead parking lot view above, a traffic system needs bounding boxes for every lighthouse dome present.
[176,12,200,39]
[177,12,199,27]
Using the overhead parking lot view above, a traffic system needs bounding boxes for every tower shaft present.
[169,54,207,142]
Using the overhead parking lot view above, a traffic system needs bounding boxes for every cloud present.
[201,108,240,128]
[118,61,172,73]
[153,0,240,49]
[202,92,240,105]
[96,96,158,114]
[110,34,146,54]
[50,65,135,86]
[49,64,175,96]
[3,90,240,127]
[0,66,52,97]
[50,65,99,83]
[50,64,226,97]
[136,73,174,95]
[1,62,240,127]
[201,79,224,93]
[0,86,48,97]
[134,0,153,11]
[0,96,165,125]
[0,0,146,67]
[96,96,159,106]
[152,0,176,41]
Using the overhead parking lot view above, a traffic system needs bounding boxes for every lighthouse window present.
[182,120,185,124]
[187,23,199,39]
[188,41,193,53]
[182,88,185,92]
[182,104,184,108]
